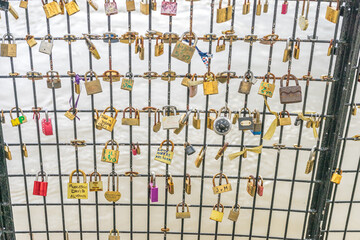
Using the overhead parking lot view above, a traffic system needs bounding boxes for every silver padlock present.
[162,106,181,130]
[39,35,54,55]
[46,70,61,89]
[184,142,196,155]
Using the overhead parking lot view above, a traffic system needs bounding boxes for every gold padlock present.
[105,172,121,202]
[194,145,206,168]
[174,110,192,135]
[283,38,292,62]
[1,33,17,57]
[210,203,224,222]
[126,0,136,11]
[171,32,197,64]
[207,109,218,130]
[26,35,37,48]
[89,171,103,191]
[22,143,28,157]
[203,72,218,95]
[242,0,250,15]
[155,36,164,57]
[327,39,334,56]
[19,0,28,9]
[121,76,134,91]
[42,0,62,19]
[263,0,268,13]
[96,107,118,131]
[217,0,232,23]
[278,110,291,126]
[87,0,99,10]
[64,108,78,121]
[140,0,150,15]
[122,107,140,126]
[167,174,174,194]
[181,73,191,87]
[8,4,19,19]
[65,0,80,15]
[325,0,340,24]
[305,146,316,174]
[215,142,228,160]
[293,38,300,60]
[247,175,256,197]
[330,168,342,184]
[84,70,103,95]
[185,174,191,194]
[108,229,120,240]
[101,140,120,164]
[212,173,232,194]
[176,202,191,219]
[216,36,226,52]
[103,70,121,82]
[256,0,262,15]
[228,204,240,222]
[139,36,145,60]
[258,72,276,98]
[153,108,162,132]
[67,169,88,199]
[192,109,201,129]
[4,144,12,160]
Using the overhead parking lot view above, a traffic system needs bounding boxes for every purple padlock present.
[149,172,158,202]
[41,109,53,136]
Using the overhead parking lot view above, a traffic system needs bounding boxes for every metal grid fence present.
[0,0,360,240]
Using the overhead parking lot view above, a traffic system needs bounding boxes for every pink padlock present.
[161,0,177,16]
[257,176,264,196]
[149,172,158,202]
[33,171,48,196]
[41,110,53,136]
[281,0,288,14]
[132,144,137,156]
[104,0,118,16]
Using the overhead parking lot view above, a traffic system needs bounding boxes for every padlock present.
[64,108,78,121]
[184,142,196,155]
[327,40,334,56]
[232,113,239,124]
[122,107,140,126]
[281,0,288,14]
[256,0,262,15]
[65,0,80,15]
[242,0,250,15]
[94,109,103,130]
[46,70,61,89]
[126,0,135,11]
[207,109,218,130]
[325,0,340,24]
[42,0,62,18]
[154,139,175,165]
[101,140,120,164]
[33,171,48,196]
[161,71,176,81]
[1,33,17,57]
[153,109,162,132]
[87,0,98,10]
[258,72,276,98]
[19,0,28,8]
[195,145,206,168]
[39,35,54,55]
[185,174,191,194]
[10,107,27,127]
[203,72,218,95]
[216,36,226,52]
[305,146,316,174]
[189,74,199,98]
[151,0,157,10]
[167,174,174,194]
[161,0,177,16]
[181,73,191,87]
[22,143,28,157]
[25,35,37,48]
[299,0,309,30]
[263,0,268,12]
[279,74,302,104]
[132,143,138,156]
[331,168,342,184]
[217,0,232,23]
[103,70,121,82]
[104,0,118,15]
[149,172,158,202]
[121,72,134,91]
[8,3,19,20]
[89,171,103,192]
[215,142,228,160]
[247,175,256,197]
[96,107,118,131]
[212,173,232,194]
[108,229,120,240]
[162,106,180,130]
[171,32,198,64]
[155,36,164,57]
[293,38,300,59]
[192,109,201,129]
[84,34,101,59]
[105,172,121,202]
[4,144,12,160]
[294,116,302,126]
[140,0,150,15]
[216,71,235,84]
[257,176,264,196]
[228,204,240,222]
[251,109,262,135]
[84,71,102,95]
[59,0,65,14]
[210,203,224,222]
[278,110,291,126]
[283,38,292,62]
[213,106,232,136]
[238,108,254,131]
[136,142,141,155]
[67,169,88,199]
[238,70,254,95]
[176,202,191,219]
[174,110,192,134]
[138,36,145,60]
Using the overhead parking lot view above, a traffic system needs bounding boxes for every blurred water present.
[1,0,360,240]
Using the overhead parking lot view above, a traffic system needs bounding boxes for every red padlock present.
[281,0,288,14]
[33,171,42,196]
[132,143,137,156]
[257,176,264,196]
[41,110,53,136]
[39,172,48,196]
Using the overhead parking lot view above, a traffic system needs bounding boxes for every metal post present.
[306,1,360,239]
[0,122,15,240]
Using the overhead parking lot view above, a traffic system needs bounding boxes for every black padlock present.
[184,142,196,155]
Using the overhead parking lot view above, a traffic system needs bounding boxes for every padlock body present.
[228,209,240,222]
[331,173,342,184]
[68,182,88,199]
[39,40,53,55]
[149,183,158,202]
[126,0,135,11]
[85,79,103,95]
[238,117,254,131]
[238,80,252,94]
[140,2,150,15]
[176,211,190,219]
[171,41,195,64]
[40,182,48,196]
[42,118,53,136]
[96,114,116,132]
[258,81,275,98]
[33,181,41,195]
[65,0,80,15]
[210,210,224,222]
[281,2,288,14]
[101,148,119,164]
[185,145,196,155]
[212,183,232,194]
[1,43,17,57]
[161,1,177,16]
[203,81,219,95]
[104,1,118,15]
[325,6,339,23]
[89,181,103,191]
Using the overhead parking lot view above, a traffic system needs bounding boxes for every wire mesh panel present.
[0,0,359,240]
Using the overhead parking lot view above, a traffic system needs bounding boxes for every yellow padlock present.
[210,203,224,222]
[203,72,218,95]
[65,0,80,15]
[330,168,342,184]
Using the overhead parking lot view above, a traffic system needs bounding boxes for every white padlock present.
[39,35,54,55]
[162,106,181,130]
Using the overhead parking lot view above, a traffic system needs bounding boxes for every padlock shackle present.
[67,107,78,116]
[180,31,198,46]
[90,171,101,181]
[212,173,230,187]
[36,171,48,182]
[84,70,99,82]
[244,70,255,84]
[231,203,241,212]
[329,0,340,10]
[208,109,218,118]
[109,229,120,236]
[181,110,193,124]
[123,106,139,118]
[248,175,256,185]
[279,110,290,119]
[252,109,261,123]
[150,171,156,186]
[103,70,120,79]
[9,107,25,120]
[103,106,119,119]
[176,202,189,213]
[240,107,251,117]
[43,34,53,43]
[193,109,200,119]
[159,139,175,151]
[203,72,216,82]
[2,33,15,44]
[104,139,120,151]
[218,106,231,119]
[280,73,299,87]
[198,145,207,158]
[217,36,225,46]
[108,172,119,191]
[335,168,342,175]
[162,105,177,116]
[94,108,100,119]
[213,203,224,212]
[263,72,276,84]
[69,169,86,183]
[257,175,264,186]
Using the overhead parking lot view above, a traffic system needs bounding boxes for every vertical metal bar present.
[306,1,360,238]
